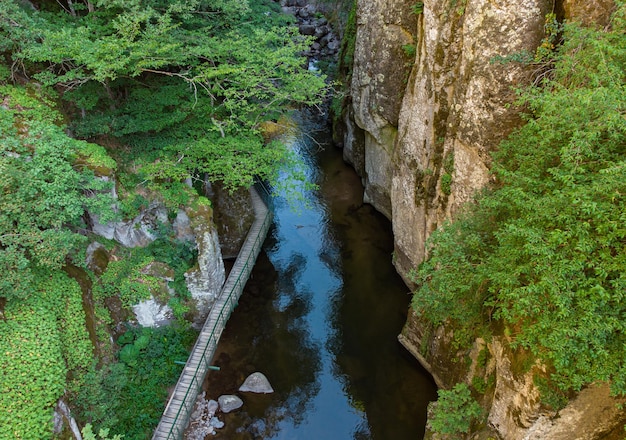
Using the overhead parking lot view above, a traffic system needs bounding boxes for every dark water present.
[201,111,437,439]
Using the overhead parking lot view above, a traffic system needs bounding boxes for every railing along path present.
[152,185,272,440]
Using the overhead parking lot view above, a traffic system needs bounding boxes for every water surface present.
[202,111,437,439]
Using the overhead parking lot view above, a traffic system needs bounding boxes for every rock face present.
[486,339,626,440]
[90,201,168,248]
[89,193,225,327]
[391,0,550,276]
[184,200,226,327]
[132,296,172,327]
[346,0,417,218]
[206,184,254,259]
[563,0,615,27]
[519,383,626,440]
[343,0,624,438]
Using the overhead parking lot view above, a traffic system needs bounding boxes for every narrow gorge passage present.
[201,110,438,439]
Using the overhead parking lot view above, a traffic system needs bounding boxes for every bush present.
[75,325,197,439]
[429,383,483,435]
[0,270,93,439]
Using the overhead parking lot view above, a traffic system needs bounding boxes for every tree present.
[10,0,327,191]
[0,82,114,299]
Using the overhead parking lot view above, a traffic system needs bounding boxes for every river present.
[201,110,438,439]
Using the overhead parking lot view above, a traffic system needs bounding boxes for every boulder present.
[218,394,244,413]
[172,209,195,242]
[132,296,172,327]
[183,198,226,327]
[85,241,109,276]
[239,372,274,394]
[209,417,224,429]
[187,394,221,439]
[299,24,316,35]
[90,202,168,248]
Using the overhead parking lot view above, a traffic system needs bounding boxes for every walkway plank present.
[152,186,271,440]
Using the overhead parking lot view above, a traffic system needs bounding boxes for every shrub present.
[429,383,483,435]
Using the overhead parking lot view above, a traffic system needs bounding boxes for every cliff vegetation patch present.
[412,2,626,405]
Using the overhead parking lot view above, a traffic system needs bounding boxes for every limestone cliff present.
[341,0,625,438]
[343,0,417,218]
[348,0,551,275]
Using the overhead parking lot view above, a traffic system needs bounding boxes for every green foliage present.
[329,0,356,128]
[69,77,195,138]
[0,1,39,53]
[0,83,115,299]
[440,151,454,195]
[75,325,197,439]
[440,173,452,195]
[82,423,123,440]
[472,375,489,394]
[430,383,483,435]
[118,193,150,219]
[0,271,93,439]
[0,297,66,439]
[411,206,493,327]
[534,375,569,410]
[93,236,197,311]
[10,0,327,194]
[411,2,424,14]
[402,43,417,59]
[443,150,454,174]
[448,0,467,16]
[338,0,357,77]
[167,296,189,320]
[412,5,626,399]
[535,13,563,63]
[142,133,296,192]
[39,272,94,381]
[94,254,157,307]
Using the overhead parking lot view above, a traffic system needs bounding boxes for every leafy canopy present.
[0,83,114,300]
[11,0,327,192]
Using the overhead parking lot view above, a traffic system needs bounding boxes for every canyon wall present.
[344,0,550,274]
[341,0,625,438]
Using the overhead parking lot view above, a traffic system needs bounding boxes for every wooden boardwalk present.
[152,187,272,440]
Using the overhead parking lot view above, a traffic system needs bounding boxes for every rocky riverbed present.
[280,0,340,60]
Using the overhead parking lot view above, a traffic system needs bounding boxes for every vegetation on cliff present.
[412,2,626,431]
[0,0,326,437]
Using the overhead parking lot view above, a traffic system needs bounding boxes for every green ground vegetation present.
[1,0,328,437]
[412,2,626,406]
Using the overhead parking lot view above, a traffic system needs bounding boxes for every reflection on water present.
[201,110,437,439]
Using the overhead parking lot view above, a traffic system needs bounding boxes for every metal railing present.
[152,187,272,440]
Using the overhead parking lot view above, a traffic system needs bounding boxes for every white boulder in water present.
[239,372,274,394]
[218,394,243,413]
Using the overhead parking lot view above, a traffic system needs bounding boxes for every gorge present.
[1,0,625,438]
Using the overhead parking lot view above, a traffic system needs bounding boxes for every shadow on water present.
[201,109,437,439]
